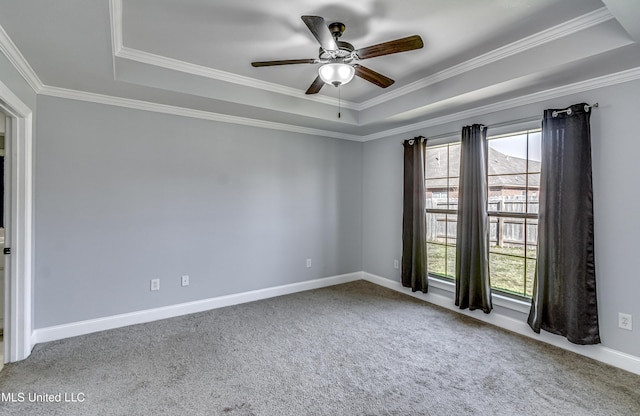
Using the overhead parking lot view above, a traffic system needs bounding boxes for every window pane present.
[426,210,456,278]
[488,195,527,217]
[488,135,527,175]
[527,174,540,214]
[426,212,445,243]
[526,218,538,249]
[426,179,448,210]
[445,215,456,245]
[490,243,526,257]
[484,130,540,298]
[426,242,456,279]
[525,258,536,298]
[489,216,527,254]
[424,142,460,280]
[426,146,449,179]
[427,243,446,276]
[488,174,527,189]
[448,182,459,211]
[448,144,461,177]
[503,218,526,247]
[528,131,542,167]
[446,244,456,279]
[489,216,499,247]
[446,214,457,241]
[426,178,459,210]
[490,253,526,296]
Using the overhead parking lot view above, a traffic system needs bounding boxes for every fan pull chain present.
[338,85,341,119]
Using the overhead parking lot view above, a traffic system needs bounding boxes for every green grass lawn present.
[427,242,535,297]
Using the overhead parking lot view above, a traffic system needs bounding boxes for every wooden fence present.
[426,196,538,248]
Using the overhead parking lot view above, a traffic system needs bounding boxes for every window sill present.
[428,275,531,315]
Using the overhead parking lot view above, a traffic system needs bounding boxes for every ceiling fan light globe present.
[338,64,353,79]
[318,63,355,86]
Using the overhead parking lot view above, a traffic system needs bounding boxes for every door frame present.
[0,79,33,362]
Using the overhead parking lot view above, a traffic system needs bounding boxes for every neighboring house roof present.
[426,145,540,189]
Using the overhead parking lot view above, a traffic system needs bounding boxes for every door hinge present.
[3,247,10,255]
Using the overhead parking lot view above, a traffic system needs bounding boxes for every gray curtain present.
[455,124,492,313]
[528,103,600,344]
[402,136,428,293]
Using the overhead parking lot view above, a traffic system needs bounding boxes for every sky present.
[489,131,541,162]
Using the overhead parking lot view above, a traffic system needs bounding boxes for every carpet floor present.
[0,280,639,415]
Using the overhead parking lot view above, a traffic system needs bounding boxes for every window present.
[487,130,541,297]
[425,129,541,298]
[425,143,460,279]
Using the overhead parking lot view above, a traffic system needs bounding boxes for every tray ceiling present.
[1,0,639,140]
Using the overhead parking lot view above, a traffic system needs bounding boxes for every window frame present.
[424,127,541,301]
[486,128,541,299]
[424,142,459,281]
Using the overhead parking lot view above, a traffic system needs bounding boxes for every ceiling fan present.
[251,16,424,94]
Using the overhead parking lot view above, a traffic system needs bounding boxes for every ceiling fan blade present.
[251,59,317,67]
[301,16,338,51]
[355,35,424,60]
[305,76,325,95]
[353,64,395,88]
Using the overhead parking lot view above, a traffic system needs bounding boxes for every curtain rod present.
[400,102,600,144]
[552,102,598,117]
[401,115,541,144]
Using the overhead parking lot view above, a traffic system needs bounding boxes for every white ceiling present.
[1,0,640,140]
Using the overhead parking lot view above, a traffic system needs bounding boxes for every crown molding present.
[39,85,362,141]
[0,23,44,93]
[357,7,615,111]
[116,46,359,111]
[109,0,357,110]
[108,3,613,113]
[5,2,636,144]
[361,66,640,141]
[0,3,619,116]
[37,66,640,143]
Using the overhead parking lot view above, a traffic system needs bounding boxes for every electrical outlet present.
[394,259,400,269]
[306,258,312,268]
[618,313,633,331]
[150,278,160,291]
[181,275,189,287]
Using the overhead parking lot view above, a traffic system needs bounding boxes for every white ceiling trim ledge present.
[108,0,355,110]
[116,46,359,111]
[39,85,362,141]
[110,0,124,54]
[358,7,615,110]
[36,66,640,143]
[109,0,123,78]
[2,6,638,143]
[0,24,43,93]
[361,66,640,141]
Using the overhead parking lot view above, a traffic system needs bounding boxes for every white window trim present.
[428,276,531,314]
[425,119,543,311]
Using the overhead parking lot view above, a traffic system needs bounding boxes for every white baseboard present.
[32,272,363,345]
[30,270,640,376]
[362,272,640,376]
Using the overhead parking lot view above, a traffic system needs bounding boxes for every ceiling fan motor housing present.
[319,22,354,62]
[319,41,355,61]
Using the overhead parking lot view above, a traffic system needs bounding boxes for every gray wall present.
[34,96,363,328]
[15,69,640,358]
[362,79,640,358]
